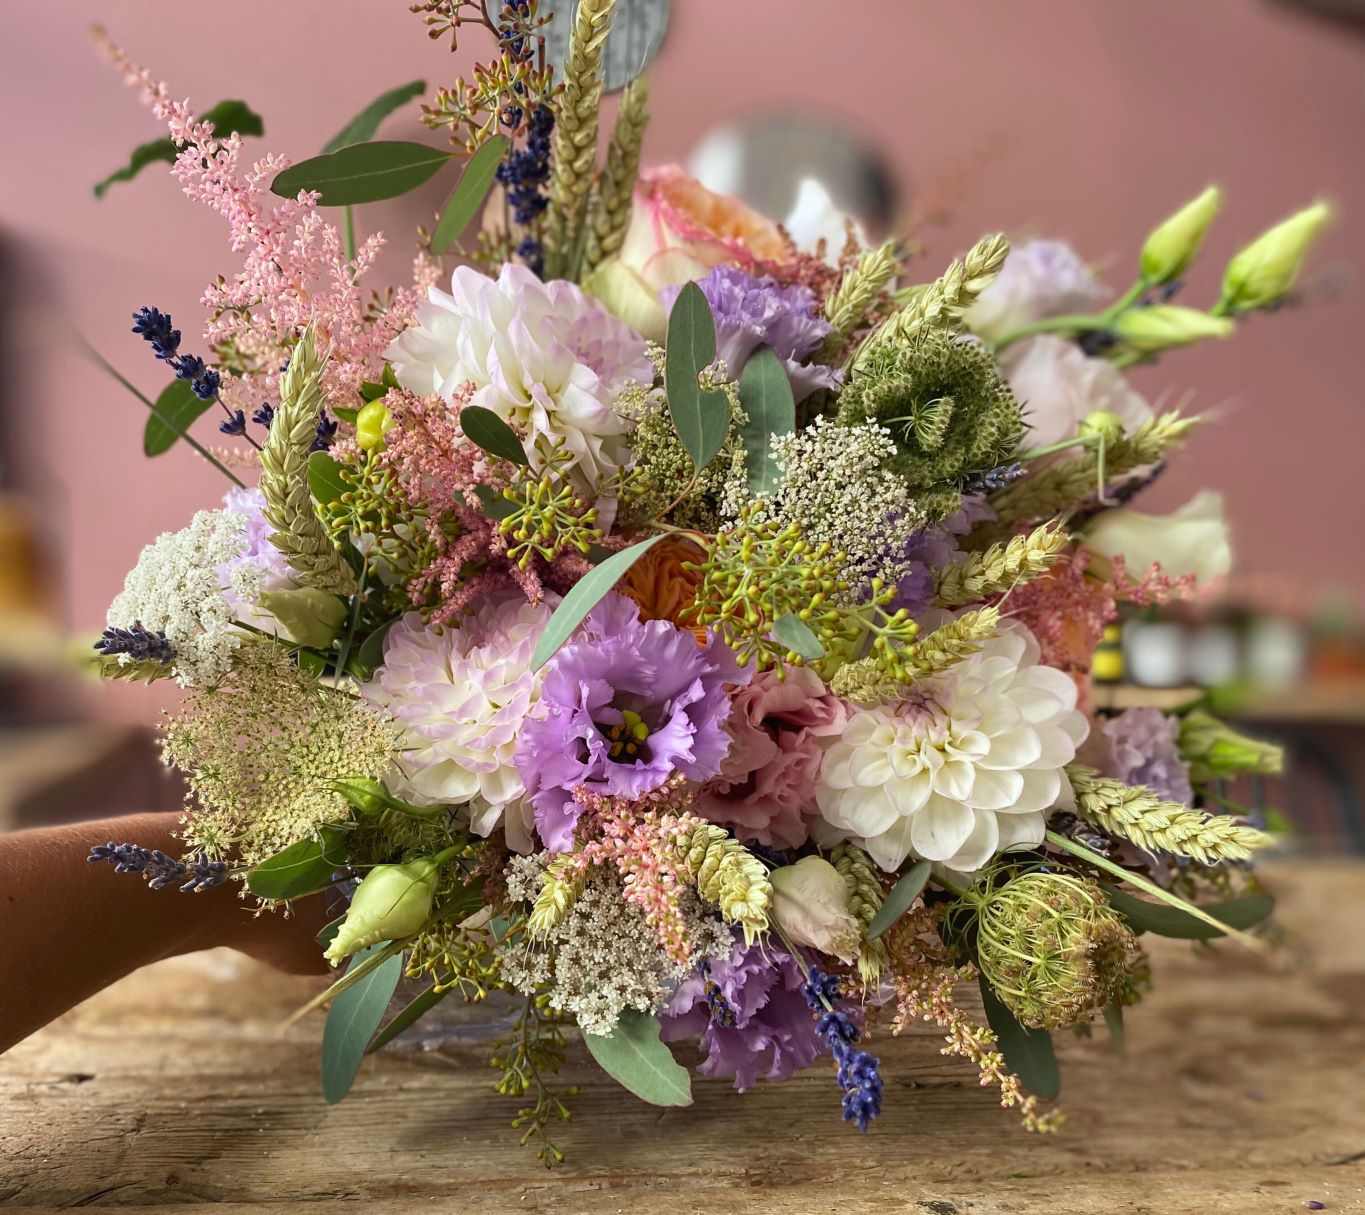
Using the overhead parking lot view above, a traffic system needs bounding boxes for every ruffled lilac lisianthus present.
[660,931,826,1091]
[515,593,747,851]
[1101,707,1194,807]
[660,265,840,402]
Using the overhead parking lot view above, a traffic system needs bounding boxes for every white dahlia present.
[362,597,553,852]
[385,262,653,490]
[814,618,1088,873]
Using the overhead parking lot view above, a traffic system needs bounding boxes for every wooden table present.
[2,861,1362,1214]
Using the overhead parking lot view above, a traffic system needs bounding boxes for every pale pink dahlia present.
[814,617,1089,874]
[362,597,553,852]
[385,263,653,491]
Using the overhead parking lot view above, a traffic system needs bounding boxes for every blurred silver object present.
[1123,620,1188,688]
[540,0,670,92]
[689,114,899,240]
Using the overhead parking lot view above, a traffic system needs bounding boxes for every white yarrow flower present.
[814,618,1088,873]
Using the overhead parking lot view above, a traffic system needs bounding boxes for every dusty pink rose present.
[696,667,847,850]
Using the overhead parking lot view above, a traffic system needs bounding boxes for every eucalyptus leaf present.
[366,981,451,1055]
[321,944,403,1103]
[979,976,1059,1100]
[664,282,730,471]
[245,826,348,901]
[736,345,795,495]
[1102,1002,1125,1056]
[258,588,348,649]
[771,612,823,661]
[1104,886,1274,941]
[350,617,398,679]
[431,135,511,254]
[95,100,264,198]
[460,404,530,466]
[322,80,426,153]
[531,535,667,669]
[307,450,349,506]
[867,859,932,939]
[582,1008,692,1107]
[271,141,451,206]
[143,379,215,457]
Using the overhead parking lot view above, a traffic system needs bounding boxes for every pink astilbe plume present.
[93,27,426,415]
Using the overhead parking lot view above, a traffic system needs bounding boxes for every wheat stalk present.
[819,239,900,361]
[934,524,1071,606]
[581,74,649,274]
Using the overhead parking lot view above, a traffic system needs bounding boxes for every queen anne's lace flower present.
[386,263,653,491]
[364,597,553,851]
[814,616,1089,873]
[107,509,253,688]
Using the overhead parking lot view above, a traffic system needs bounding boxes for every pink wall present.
[1,0,1362,699]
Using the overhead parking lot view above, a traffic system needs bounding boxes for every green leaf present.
[1104,886,1274,941]
[245,827,348,901]
[1102,1002,1125,1056]
[271,141,452,206]
[332,405,360,425]
[366,982,451,1055]
[979,977,1059,1100]
[582,1009,693,1107]
[350,617,398,679]
[473,483,518,520]
[460,404,530,466]
[664,282,730,471]
[867,859,932,939]
[95,100,264,198]
[771,612,824,661]
[531,535,667,669]
[736,345,795,496]
[143,379,215,457]
[431,135,511,254]
[321,944,403,1103]
[359,380,388,403]
[322,80,426,154]
[307,450,349,506]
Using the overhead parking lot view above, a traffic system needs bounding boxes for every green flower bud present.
[324,854,445,964]
[330,778,452,821]
[1179,707,1284,783]
[1140,185,1222,285]
[1221,201,1331,314]
[356,399,395,452]
[1112,305,1234,352]
[1078,409,1125,446]
[968,867,1140,1030]
[257,587,348,648]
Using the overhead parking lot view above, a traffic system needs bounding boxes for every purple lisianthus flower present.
[661,265,840,402]
[515,593,748,852]
[1101,707,1194,806]
[660,931,826,1091]
[890,497,999,615]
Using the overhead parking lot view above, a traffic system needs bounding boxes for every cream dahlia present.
[362,596,553,852]
[385,262,653,490]
[814,617,1088,873]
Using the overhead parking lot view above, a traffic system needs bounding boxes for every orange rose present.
[619,535,708,645]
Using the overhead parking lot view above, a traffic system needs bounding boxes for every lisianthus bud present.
[324,854,444,964]
[257,587,347,648]
[581,258,667,342]
[1179,707,1284,783]
[970,868,1140,1030]
[769,856,861,963]
[1221,201,1331,314]
[1140,186,1222,285]
[356,400,395,452]
[1078,409,1125,446]
[1082,489,1232,585]
[1112,306,1234,352]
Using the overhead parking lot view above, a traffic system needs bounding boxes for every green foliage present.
[736,345,795,496]
[271,141,451,206]
[665,283,731,472]
[459,404,530,465]
[979,975,1060,1100]
[867,860,932,939]
[143,379,215,457]
[431,134,511,253]
[496,472,602,570]
[307,451,349,506]
[366,982,450,1055]
[492,994,580,1168]
[245,826,349,901]
[321,944,404,1103]
[1103,885,1274,941]
[582,1008,693,1107]
[323,80,427,153]
[95,100,263,198]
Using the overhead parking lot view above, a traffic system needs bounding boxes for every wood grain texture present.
[1,861,1362,1213]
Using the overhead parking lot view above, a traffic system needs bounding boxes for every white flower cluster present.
[107,509,256,687]
[500,857,731,1037]
[755,416,926,591]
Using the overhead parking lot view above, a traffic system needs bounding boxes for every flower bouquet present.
[88,2,1317,1165]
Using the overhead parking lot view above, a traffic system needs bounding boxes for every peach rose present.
[584,165,791,340]
[618,534,707,644]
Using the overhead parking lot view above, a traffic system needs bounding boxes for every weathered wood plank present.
[1,861,1362,1212]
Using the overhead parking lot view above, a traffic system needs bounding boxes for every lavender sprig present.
[88,842,231,893]
[94,623,175,665]
[802,967,883,1132]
